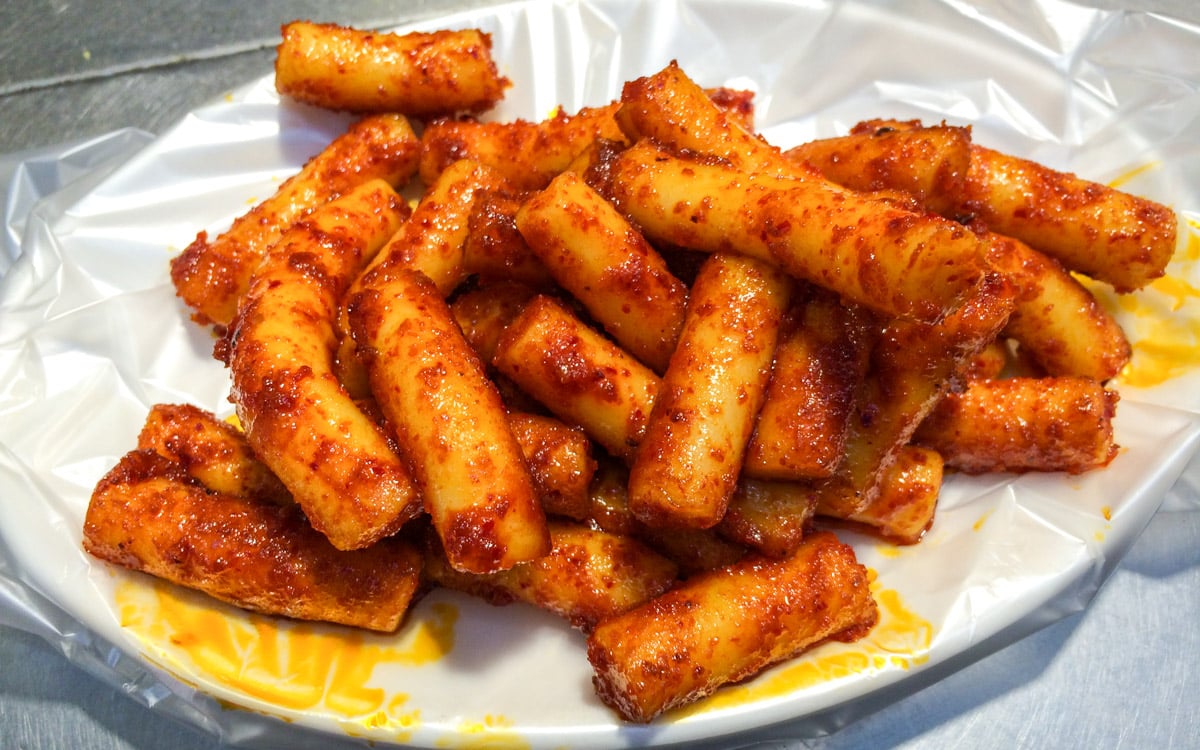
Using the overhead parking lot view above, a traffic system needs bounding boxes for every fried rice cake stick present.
[83,450,423,632]
[516,169,689,374]
[841,118,1178,292]
[225,179,421,551]
[914,376,1119,474]
[170,113,420,328]
[419,102,626,190]
[136,403,291,505]
[784,120,971,216]
[275,22,509,117]
[492,294,661,462]
[348,267,550,573]
[587,530,877,723]
[608,140,986,323]
[627,253,792,530]
[422,519,678,632]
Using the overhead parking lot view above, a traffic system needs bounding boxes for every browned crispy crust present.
[785,120,972,216]
[587,461,747,578]
[717,477,818,558]
[830,270,1017,513]
[462,192,554,288]
[744,288,875,481]
[136,403,290,505]
[423,520,678,632]
[450,281,540,364]
[815,444,943,545]
[419,103,626,190]
[83,450,423,632]
[507,412,597,521]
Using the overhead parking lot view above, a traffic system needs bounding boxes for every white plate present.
[2,1,1199,748]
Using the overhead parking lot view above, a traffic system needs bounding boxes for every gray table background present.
[2,1,1198,748]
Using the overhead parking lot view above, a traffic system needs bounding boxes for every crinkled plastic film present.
[1,1,1198,748]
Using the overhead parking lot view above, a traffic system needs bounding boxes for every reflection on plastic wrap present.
[1,1,1199,748]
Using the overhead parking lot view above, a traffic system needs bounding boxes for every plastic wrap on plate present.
[2,0,1199,748]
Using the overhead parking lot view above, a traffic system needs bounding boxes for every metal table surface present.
[2,1,1197,749]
